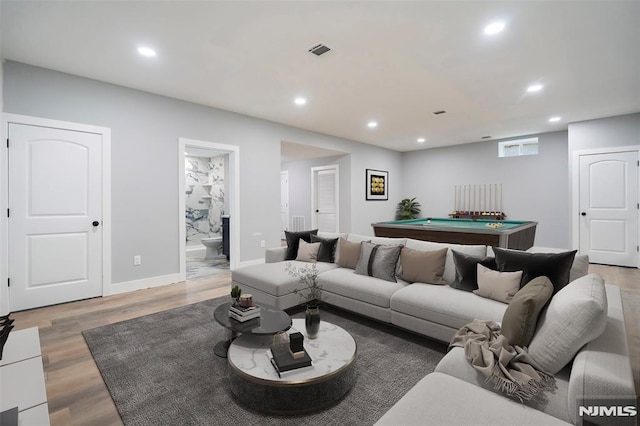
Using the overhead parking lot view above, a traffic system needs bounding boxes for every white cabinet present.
[0,327,49,425]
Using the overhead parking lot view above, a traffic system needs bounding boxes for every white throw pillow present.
[528,273,607,374]
[295,239,321,263]
[473,264,522,303]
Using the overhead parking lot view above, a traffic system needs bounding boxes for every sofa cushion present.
[399,247,447,284]
[501,276,554,347]
[310,234,338,263]
[434,348,573,424]
[284,229,318,260]
[295,239,320,263]
[473,264,522,303]
[319,267,406,308]
[450,250,497,291]
[232,261,338,297]
[405,240,487,284]
[355,242,403,282]
[336,238,367,269]
[390,284,507,330]
[375,372,570,426]
[493,247,577,293]
[528,273,607,374]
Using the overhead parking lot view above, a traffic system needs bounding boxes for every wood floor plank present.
[8,264,639,425]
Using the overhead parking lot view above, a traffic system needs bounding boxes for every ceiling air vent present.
[433,110,447,115]
[309,44,331,56]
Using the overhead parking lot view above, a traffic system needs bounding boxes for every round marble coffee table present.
[227,318,357,414]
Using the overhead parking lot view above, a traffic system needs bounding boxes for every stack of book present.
[269,345,312,377]
[228,304,261,322]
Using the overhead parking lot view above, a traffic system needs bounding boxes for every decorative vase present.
[305,305,320,339]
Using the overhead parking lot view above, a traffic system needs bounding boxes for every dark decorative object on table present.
[305,305,321,339]
[286,263,323,339]
[395,197,421,220]
[1,313,15,360]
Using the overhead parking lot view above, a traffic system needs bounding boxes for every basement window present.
[498,137,539,158]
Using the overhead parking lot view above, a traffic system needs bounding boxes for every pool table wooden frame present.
[372,219,537,250]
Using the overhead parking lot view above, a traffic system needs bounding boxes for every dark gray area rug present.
[83,298,447,426]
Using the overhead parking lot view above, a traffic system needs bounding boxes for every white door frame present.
[1,113,112,314]
[572,145,640,266]
[178,138,240,278]
[311,164,339,231]
[280,170,289,239]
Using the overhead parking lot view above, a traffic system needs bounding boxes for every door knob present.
[92,221,100,226]
[581,212,587,216]
[316,210,319,213]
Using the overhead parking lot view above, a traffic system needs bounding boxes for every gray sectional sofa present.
[231,232,637,425]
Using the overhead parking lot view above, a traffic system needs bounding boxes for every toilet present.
[202,236,223,259]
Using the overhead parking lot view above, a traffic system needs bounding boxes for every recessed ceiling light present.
[294,97,307,106]
[417,138,426,143]
[527,84,544,93]
[137,46,156,57]
[484,21,505,35]
[367,121,378,128]
[549,116,561,122]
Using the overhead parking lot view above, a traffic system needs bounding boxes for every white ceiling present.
[2,1,640,152]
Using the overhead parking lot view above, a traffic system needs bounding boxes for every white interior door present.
[280,171,289,239]
[579,151,638,267]
[312,166,339,233]
[8,123,103,310]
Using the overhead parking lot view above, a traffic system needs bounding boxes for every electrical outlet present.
[134,255,141,266]
[260,240,265,248]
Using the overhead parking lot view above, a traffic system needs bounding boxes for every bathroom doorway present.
[178,138,239,280]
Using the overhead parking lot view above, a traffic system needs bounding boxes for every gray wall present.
[282,154,350,232]
[401,131,570,248]
[568,113,640,153]
[3,61,402,284]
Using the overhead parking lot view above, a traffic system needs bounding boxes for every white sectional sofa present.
[231,232,637,425]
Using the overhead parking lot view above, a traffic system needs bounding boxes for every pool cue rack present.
[450,183,506,220]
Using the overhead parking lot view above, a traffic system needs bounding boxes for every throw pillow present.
[500,276,554,347]
[399,247,447,285]
[493,247,577,293]
[310,234,339,263]
[527,273,607,374]
[284,229,318,260]
[450,250,497,291]
[295,239,321,263]
[473,264,522,303]
[354,242,403,282]
[336,238,367,269]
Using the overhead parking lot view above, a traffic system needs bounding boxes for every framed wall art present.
[366,169,388,201]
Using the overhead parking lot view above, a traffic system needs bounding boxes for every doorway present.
[2,114,111,311]
[575,148,639,267]
[280,171,289,239]
[311,165,339,233]
[178,138,239,280]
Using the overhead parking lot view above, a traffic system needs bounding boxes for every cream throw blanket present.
[450,319,555,402]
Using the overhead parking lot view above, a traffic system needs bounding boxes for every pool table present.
[372,218,537,250]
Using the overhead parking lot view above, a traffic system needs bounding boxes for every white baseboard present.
[106,273,183,296]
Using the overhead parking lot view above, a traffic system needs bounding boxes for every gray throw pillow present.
[399,247,447,284]
[528,273,607,374]
[354,242,403,282]
[337,238,367,269]
[501,276,554,347]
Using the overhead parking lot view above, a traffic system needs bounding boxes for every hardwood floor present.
[9,264,639,426]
